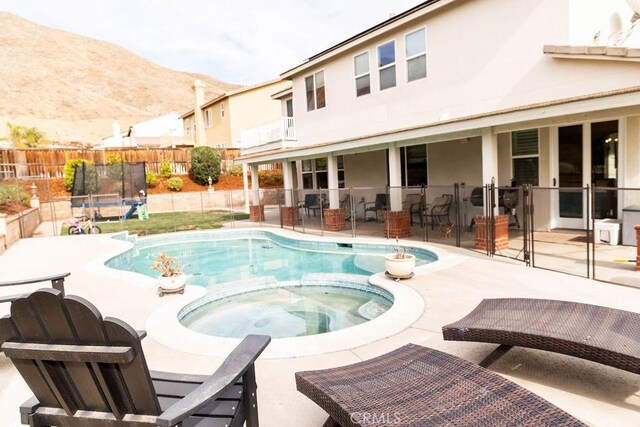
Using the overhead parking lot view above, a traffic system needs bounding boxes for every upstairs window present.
[204,109,212,127]
[354,52,370,97]
[305,70,325,111]
[220,103,225,118]
[377,41,396,90]
[406,28,427,82]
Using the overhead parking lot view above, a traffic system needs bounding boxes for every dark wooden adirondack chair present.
[0,289,270,427]
[0,272,69,304]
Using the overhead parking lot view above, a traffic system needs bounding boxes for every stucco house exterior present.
[181,79,292,149]
[238,0,640,236]
[101,112,185,148]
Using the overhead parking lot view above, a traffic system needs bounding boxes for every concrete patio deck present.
[1,224,640,426]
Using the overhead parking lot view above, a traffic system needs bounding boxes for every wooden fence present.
[0,148,242,179]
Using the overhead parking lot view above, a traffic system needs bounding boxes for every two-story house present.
[239,0,640,235]
[181,79,292,149]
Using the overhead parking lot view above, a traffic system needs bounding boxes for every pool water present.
[179,285,394,338]
[108,235,435,286]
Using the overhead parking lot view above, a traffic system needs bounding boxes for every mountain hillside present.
[0,12,240,145]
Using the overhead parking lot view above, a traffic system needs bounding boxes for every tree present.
[6,122,45,147]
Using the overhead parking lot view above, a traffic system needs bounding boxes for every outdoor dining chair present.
[364,193,388,222]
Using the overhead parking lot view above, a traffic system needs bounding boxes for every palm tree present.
[5,122,45,147]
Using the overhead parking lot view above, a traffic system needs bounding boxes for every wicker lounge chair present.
[0,289,270,426]
[296,343,585,426]
[443,298,640,373]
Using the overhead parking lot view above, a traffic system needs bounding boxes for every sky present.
[0,0,425,86]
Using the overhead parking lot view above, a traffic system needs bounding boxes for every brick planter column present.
[249,205,265,222]
[280,206,299,226]
[324,208,347,231]
[384,210,411,238]
[474,215,509,251]
[635,225,640,271]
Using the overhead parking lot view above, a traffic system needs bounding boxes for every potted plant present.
[151,253,187,294]
[384,239,416,278]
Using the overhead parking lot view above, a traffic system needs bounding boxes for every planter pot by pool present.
[158,273,187,291]
[384,253,416,277]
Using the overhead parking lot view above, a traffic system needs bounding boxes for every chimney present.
[112,121,123,146]
[192,79,207,146]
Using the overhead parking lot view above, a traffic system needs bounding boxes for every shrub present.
[228,163,243,176]
[190,146,221,185]
[259,170,284,186]
[0,185,30,207]
[146,171,158,188]
[160,161,173,179]
[106,153,124,164]
[166,177,183,192]
[63,159,94,192]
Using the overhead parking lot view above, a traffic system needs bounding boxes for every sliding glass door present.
[555,121,618,229]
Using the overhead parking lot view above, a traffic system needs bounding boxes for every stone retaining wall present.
[0,208,41,253]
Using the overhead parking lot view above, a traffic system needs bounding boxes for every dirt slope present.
[0,12,240,144]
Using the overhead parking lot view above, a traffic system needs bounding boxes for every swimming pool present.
[105,230,437,285]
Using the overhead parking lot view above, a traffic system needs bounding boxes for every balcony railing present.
[240,117,296,150]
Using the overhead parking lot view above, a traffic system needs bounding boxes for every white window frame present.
[305,70,326,112]
[300,156,344,189]
[511,129,540,186]
[377,40,396,91]
[353,51,370,97]
[405,27,427,83]
[204,109,212,127]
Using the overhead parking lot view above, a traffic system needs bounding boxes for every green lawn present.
[64,210,249,236]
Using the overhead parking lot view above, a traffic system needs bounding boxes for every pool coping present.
[87,227,461,359]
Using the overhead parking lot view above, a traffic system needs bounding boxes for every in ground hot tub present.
[179,281,393,338]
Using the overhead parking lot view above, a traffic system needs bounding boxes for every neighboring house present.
[101,112,185,148]
[181,79,292,149]
[239,0,640,233]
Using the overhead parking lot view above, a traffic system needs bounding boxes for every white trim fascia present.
[239,91,640,164]
[546,53,640,63]
[280,0,455,79]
